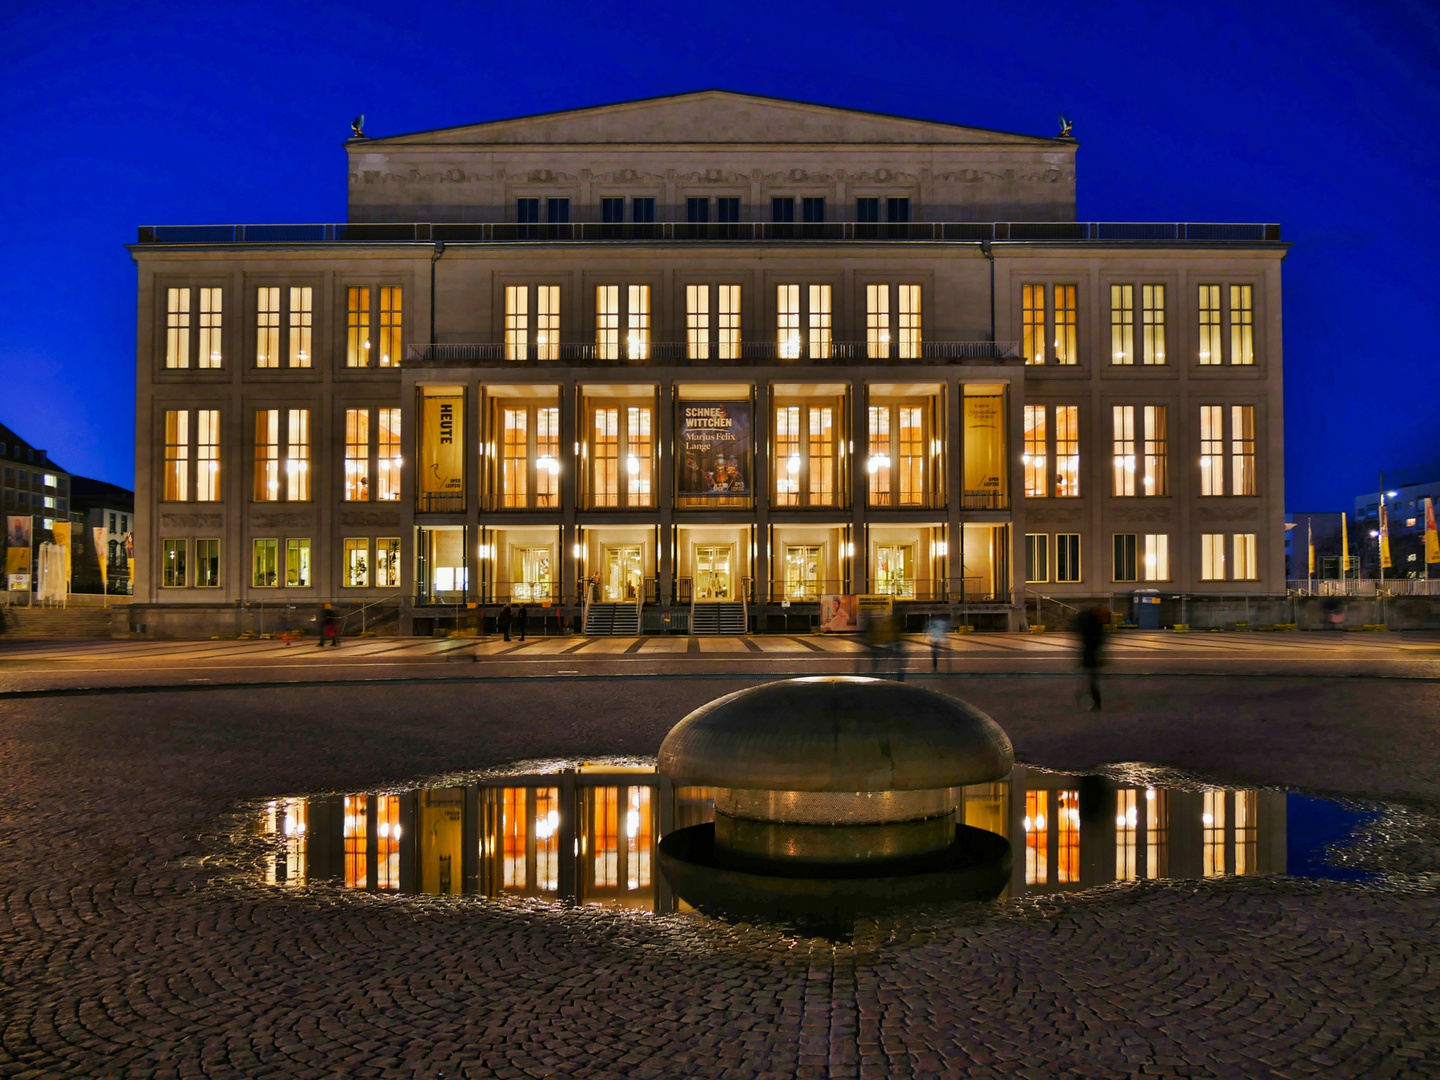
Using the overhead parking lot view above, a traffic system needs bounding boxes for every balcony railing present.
[136,221,1283,245]
[408,340,1022,367]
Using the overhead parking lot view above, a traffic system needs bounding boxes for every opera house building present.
[129,91,1286,635]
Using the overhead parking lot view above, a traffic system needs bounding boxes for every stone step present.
[1,607,118,638]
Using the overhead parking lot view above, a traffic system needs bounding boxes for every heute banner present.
[679,402,751,498]
[6,514,32,590]
[420,388,464,506]
[1426,498,1440,565]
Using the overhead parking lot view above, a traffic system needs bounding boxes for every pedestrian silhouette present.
[1074,605,1108,709]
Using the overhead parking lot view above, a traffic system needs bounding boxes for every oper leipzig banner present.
[679,402,751,498]
[6,515,33,591]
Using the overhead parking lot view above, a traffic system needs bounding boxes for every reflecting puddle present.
[254,760,1379,914]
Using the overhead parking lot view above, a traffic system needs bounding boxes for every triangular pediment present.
[362,91,1060,147]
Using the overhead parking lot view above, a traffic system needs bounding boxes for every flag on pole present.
[1426,498,1440,565]
[1341,514,1350,574]
[92,526,108,590]
[1379,502,1392,570]
[1308,519,1314,576]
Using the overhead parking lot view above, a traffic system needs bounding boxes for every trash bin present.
[1133,590,1162,629]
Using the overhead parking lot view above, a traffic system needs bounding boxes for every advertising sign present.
[420,390,465,504]
[93,526,109,590]
[6,514,32,590]
[1426,498,1440,566]
[819,594,858,632]
[678,402,750,498]
[52,520,71,584]
[962,395,1005,502]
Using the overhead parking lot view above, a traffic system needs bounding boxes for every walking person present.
[318,603,341,647]
[926,615,949,672]
[516,602,528,642]
[498,603,514,642]
[1074,605,1107,710]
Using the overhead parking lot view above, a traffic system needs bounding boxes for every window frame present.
[195,538,221,588]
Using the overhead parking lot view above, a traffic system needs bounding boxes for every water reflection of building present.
[258,766,1286,908]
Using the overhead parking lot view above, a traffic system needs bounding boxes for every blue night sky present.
[2,1,1436,508]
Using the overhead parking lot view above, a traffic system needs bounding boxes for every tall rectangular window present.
[536,406,559,507]
[808,284,832,359]
[1024,789,1048,885]
[867,405,890,504]
[1230,285,1254,365]
[1143,405,1168,496]
[196,538,220,587]
[376,538,401,588]
[593,408,618,507]
[1146,789,1169,879]
[344,408,370,501]
[196,409,220,502]
[686,284,710,360]
[1055,406,1080,497]
[286,538,311,587]
[1023,405,1046,497]
[866,284,890,359]
[1056,534,1081,582]
[505,285,528,361]
[252,538,278,587]
[161,539,186,587]
[808,405,834,506]
[288,287,312,368]
[344,538,370,587]
[1203,790,1226,877]
[1233,533,1258,580]
[1198,285,1221,364]
[898,284,921,359]
[377,408,400,501]
[343,795,367,888]
[1200,406,1225,496]
[627,284,650,359]
[1113,533,1138,582]
[1235,791,1257,876]
[199,288,222,368]
[1057,790,1080,884]
[166,288,191,368]
[1110,284,1134,364]
[1023,284,1044,365]
[897,406,923,506]
[256,287,280,368]
[777,285,801,359]
[1117,789,1138,882]
[775,405,800,507]
[1142,284,1166,364]
[596,285,619,360]
[347,287,371,367]
[535,285,558,361]
[1201,533,1226,580]
[1025,534,1048,583]
[626,406,653,507]
[501,408,528,508]
[686,197,709,223]
[254,410,279,501]
[378,286,401,366]
[1231,406,1256,495]
[718,284,740,360]
[1054,285,1077,365]
[1112,405,1136,497]
[1143,533,1169,581]
[286,409,311,501]
[164,410,189,501]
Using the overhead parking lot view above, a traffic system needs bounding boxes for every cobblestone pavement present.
[2,674,1438,1078]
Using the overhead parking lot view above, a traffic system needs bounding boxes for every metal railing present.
[1287,578,1440,597]
[409,339,1022,367]
[137,221,1283,246]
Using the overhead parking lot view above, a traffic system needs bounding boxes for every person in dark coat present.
[1075,605,1107,710]
[498,604,514,642]
[318,604,341,647]
[516,603,528,641]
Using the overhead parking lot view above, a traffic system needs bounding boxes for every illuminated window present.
[718,284,740,360]
[163,410,189,501]
[866,284,890,359]
[777,284,801,359]
[627,284,650,360]
[166,288,190,368]
[286,538,311,587]
[344,795,367,889]
[1024,789,1048,885]
[194,410,219,502]
[808,405,834,506]
[1143,405,1167,496]
[686,284,710,360]
[785,545,822,600]
[1113,533,1137,582]
[252,538,278,587]
[377,409,401,501]
[501,408,528,508]
[626,406,652,507]
[536,407,559,507]
[592,408,618,507]
[1198,285,1221,364]
[199,287,222,368]
[347,287,372,367]
[775,405,800,507]
[1110,284,1134,364]
[345,408,370,501]
[375,794,401,890]
[256,287,280,368]
[253,410,279,501]
[1112,406,1136,497]
[1233,533,1257,580]
[502,787,527,888]
[1200,405,1224,496]
[596,285,619,360]
[535,787,560,891]
[286,409,310,501]
[1023,405,1046,497]
[535,286,557,361]
[1145,788,1168,878]
[1201,533,1226,580]
[376,537,401,588]
[379,286,401,366]
[592,786,618,887]
[1056,534,1081,583]
[808,284,832,359]
[1234,790,1257,875]
[161,539,186,587]
[1055,406,1079,497]
[1116,789,1138,882]
[867,405,890,504]
[196,538,220,587]
[1142,284,1166,364]
[1231,405,1255,495]
[898,285,921,359]
[1230,285,1254,365]
[344,538,369,587]
[1143,533,1169,582]
[1057,789,1080,883]
[1025,534,1048,583]
[898,406,923,505]
[1053,285,1077,365]
[625,787,652,891]
[1023,284,1044,365]
[288,286,312,368]
[505,285,529,361]
[1202,790,1225,877]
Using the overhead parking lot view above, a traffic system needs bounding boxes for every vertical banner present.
[6,515,32,591]
[52,521,71,588]
[420,388,465,508]
[93,526,109,591]
[678,402,751,497]
[1426,498,1440,566]
[124,532,134,594]
[962,395,1005,505]
[1340,514,1350,574]
[1379,502,1392,570]
[1307,520,1314,576]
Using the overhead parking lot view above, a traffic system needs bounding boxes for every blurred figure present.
[926,615,949,671]
[498,603,514,642]
[516,602,528,641]
[1074,605,1107,709]
[318,604,341,647]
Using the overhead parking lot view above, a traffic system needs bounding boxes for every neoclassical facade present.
[130,91,1287,636]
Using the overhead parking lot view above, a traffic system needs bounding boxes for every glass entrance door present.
[874,544,915,597]
[512,546,553,601]
[693,544,733,601]
[602,545,643,601]
[784,545,822,600]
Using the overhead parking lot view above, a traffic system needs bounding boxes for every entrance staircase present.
[1,606,117,638]
[690,601,747,635]
[584,601,641,635]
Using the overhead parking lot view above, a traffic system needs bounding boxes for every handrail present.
[340,591,403,633]
[408,339,1022,366]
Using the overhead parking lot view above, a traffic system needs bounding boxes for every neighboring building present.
[1353,480,1440,579]
[129,91,1288,636]
[0,420,71,543]
[70,476,134,594]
